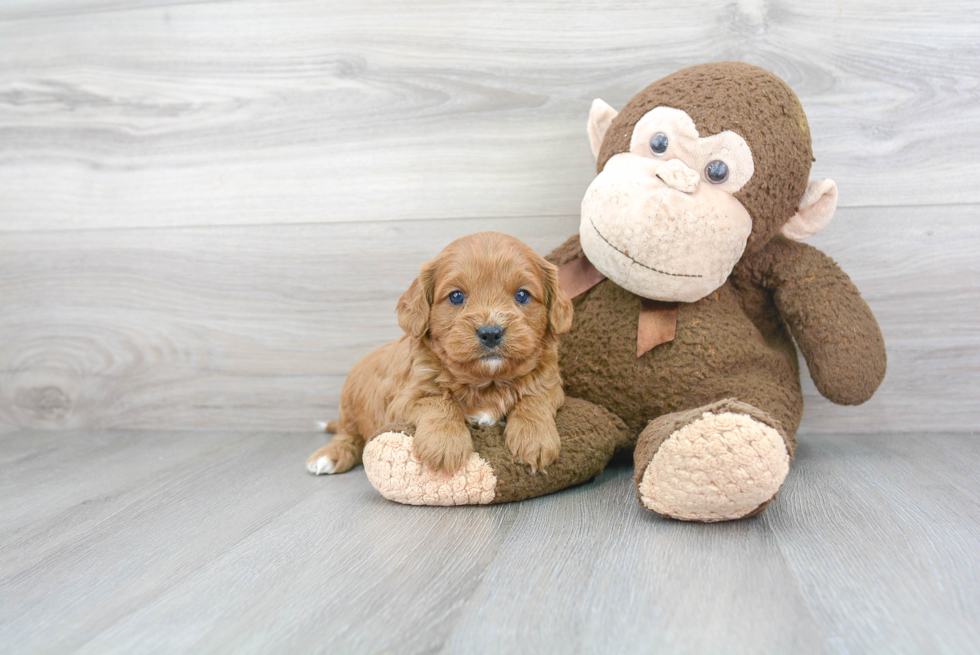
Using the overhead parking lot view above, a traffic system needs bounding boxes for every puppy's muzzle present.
[476,324,505,349]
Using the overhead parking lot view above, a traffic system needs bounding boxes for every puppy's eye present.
[448,290,465,305]
[514,289,531,305]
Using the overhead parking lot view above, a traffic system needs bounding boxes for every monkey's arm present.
[761,236,886,405]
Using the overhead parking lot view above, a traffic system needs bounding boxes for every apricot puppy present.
[307,231,573,476]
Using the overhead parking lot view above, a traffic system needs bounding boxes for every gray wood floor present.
[2,428,978,654]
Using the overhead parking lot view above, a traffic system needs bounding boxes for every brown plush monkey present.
[361,62,886,521]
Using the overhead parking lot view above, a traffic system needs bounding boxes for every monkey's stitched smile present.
[589,216,703,279]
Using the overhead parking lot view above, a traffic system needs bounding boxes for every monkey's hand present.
[764,237,886,405]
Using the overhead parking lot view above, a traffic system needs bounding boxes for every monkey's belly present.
[559,280,802,438]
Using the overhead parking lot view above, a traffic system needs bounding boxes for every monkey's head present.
[580,62,838,302]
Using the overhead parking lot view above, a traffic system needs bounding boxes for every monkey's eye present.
[448,290,466,305]
[514,289,531,305]
[649,132,669,156]
[705,160,729,184]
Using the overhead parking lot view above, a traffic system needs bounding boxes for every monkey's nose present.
[655,159,699,193]
[477,325,505,348]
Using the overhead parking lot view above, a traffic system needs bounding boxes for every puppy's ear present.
[397,260,436,338]
[540,258,574,335]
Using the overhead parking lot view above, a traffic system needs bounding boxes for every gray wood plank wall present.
[2,1,978,433]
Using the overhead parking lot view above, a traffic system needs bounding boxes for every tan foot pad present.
[363,432,497,506]
[639,412,789,522]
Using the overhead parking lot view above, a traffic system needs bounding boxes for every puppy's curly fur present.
[307,231,573,476]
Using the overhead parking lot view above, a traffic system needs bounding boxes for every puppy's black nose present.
[477,325,505,348]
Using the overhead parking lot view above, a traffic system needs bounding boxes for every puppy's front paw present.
[413,424,474,474]
[504,417,560,473]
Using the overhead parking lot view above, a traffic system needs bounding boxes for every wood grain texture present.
[1,0,979,232]
[1,205,976,434]
[770,433,980,654]
[0,428,978,654]
[0,0,223,22]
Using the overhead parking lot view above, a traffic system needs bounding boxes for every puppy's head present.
[397,231,573,381]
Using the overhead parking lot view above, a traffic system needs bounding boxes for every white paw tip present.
[308,456,337,475]
[314,421,329,431]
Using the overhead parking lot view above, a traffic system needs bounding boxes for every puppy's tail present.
[315,421,339,434]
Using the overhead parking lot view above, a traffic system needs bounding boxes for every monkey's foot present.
[363,398,630,506]
[634,400,790,522]
[363,431,497,506]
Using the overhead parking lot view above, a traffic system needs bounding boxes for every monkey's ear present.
[588,99,619,161]
[396,262,436,338]
[540,259,574,335]
[781,179,838,240]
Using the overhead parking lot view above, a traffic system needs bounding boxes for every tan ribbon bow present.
[557,255,678,357]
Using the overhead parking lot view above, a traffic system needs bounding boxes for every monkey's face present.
[581,107,756,303]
